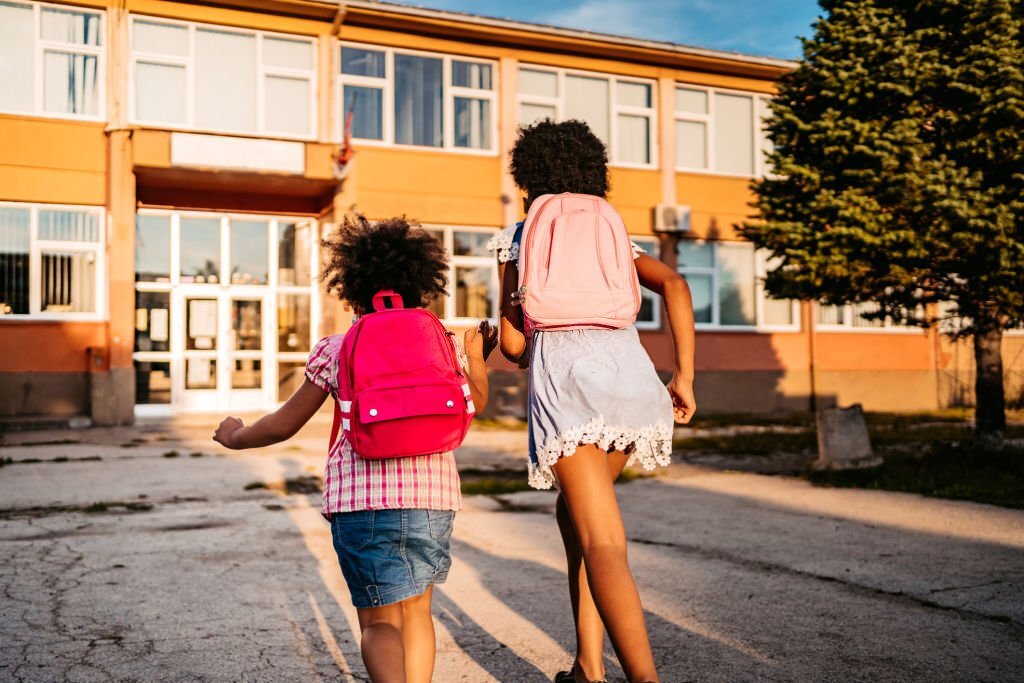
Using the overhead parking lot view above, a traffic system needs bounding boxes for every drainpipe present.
[807,300,817,413]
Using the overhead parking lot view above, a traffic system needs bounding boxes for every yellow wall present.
[0,116,107,205]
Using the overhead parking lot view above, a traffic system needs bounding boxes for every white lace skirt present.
[526,326,674,489]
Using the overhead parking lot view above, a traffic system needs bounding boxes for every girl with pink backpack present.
[214,215,496,683]
[490,120,697,683]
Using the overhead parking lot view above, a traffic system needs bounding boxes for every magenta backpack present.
[330,290,474,459]
[516,193,641,335]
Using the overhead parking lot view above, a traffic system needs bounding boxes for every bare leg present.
[357,603,406,683]
[556,450,631,682]
[552,445,658,683]
[401,586,436,683]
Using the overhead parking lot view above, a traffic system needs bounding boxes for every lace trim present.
[527,417,674,490]
[630,241,646,258]
[486,227,519,264]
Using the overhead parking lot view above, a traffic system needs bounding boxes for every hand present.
[465,321,498,361]
[667,375,696,424]
[213,416,245,449]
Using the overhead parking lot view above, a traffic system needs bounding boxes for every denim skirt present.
[330,508,455,609]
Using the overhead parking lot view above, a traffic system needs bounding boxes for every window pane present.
[617,81,651,108]
[616,114,650,164]
[41,250,96,313]
[676,120,707,169]
[180,217,220,284]
[278,361,305,402]
[344,85,383,140]
[230,220,268,285]
[394,54,443,147]
[519,69,557,97]
[195,29,257,132]
[232,359,261,389]
[43,52,99,115]
[41,7,101,46]
[135,360,171,404]
[452,61,492,89]
[758,98,775,174]
[565,75,609,145]
[0,206,30,315]
[519,102,555,126]
[426,292,446,320]
[638,290,657,324]
[186,298,217,350]
[39,209,98,242]
[135,290,170,353]
[685,273,712,323]
[818,304,844,325]
[277,222,311,286]
[852,302,884,328]
[231,299,262,350]
[132,20,188,56]
[454,97,491,149]
[135,214,170,283]
[453,231,491,257]
[263,37,312,70]
[675,88,707,114]
[714,93,754,175]
[677,240,713,269]
[265,75,310,135]
[455,266,494,319]
[341,47,385,78]
[717,243,755,326]
[277,293,310,352]
[185,358,216,389]
[0,2,35,113]
[762,297,793,326]
[135,62,186,123]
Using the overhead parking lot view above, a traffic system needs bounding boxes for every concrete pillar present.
[499,56,520,227]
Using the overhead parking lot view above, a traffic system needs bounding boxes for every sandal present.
[554,667,608,683]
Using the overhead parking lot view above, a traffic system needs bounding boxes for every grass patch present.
[471,417,529,431]
[460,468,533,496]
[808,442,1024,509]
[690,412,815,429]
[675,431,817,456]
[81,501,154,514]
[0,457,13,467]
[189,451,204,458]
[283,476,322,494]
[243,482,268,491]
[162,450,180,458]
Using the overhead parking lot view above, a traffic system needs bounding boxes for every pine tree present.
[743,0,1024,446]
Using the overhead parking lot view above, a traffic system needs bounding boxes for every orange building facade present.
[0,0,1019,425]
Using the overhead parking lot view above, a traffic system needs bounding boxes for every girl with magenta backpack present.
[490,119,697,683]
[214,216,496,683]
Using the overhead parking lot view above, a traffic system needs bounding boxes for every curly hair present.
[321,215,448,312]
[510,119,610,202]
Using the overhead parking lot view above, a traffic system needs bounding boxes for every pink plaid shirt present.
[305,334,463,518]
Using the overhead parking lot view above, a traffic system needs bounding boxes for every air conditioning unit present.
[653,204,691,233]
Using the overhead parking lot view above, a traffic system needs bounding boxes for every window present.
[675,85,773,176]
[423,226,499,323]
[518,66,656,166]
[130,16,316,138]
[338,43,496,152]
[0,203,104,319]
[0,1,103,118]
[630,236,662,331]
[676,240,798,330]
[817,302,915,332]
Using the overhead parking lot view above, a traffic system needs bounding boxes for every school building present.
[1,0,1020,426]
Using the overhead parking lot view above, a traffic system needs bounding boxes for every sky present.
[392,0,823,60]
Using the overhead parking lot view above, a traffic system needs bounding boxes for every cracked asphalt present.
[1,416,1023,682]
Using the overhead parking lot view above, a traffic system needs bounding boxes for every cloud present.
[544,0,688,42]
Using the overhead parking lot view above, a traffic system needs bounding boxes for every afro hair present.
[510,119,610,203]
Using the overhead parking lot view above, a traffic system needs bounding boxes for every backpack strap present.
[372,290,404,311]
[327,333,352,452]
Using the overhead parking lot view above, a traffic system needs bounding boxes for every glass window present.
[232,359,261,389]
[132,20,187,56]
[676,85,771,176]
[135,62,186,123]
[229,221,268,285]
[617,81,651,108]
[714,93,754,176]
[185,358,217,389]
[428,226,498,321]
[344,85,384,140]
[341,47,385,77]
[135,290,171,352]
[231,299,262,350]
[453,231,491,257]
[565,75,610,144]
[394,53,443,147]
[631,237,661,329]
[41,7,101,45]
[676,120,707,169]
[135,214,170,283]
[40,250,96,313]
[277,361,305,401]
[455,266,494,319]
[717,243,756,326]
[454,97,491,149]
[675,88,707,115]
[277,222,311,286]
[135,360,171,404]
[194,28,257,132]
[617,114,650,165]
[42,51,100,115]
[0,2,36,113]
[277,293,310,352]
[452,61,492,89]
[263,37,312,70]
[265,75,310,135]
[520,102,556,126]
[677,241,714,269]
[0,206,31,315]
[180,217,220,284]
[687,274,713,324]
[39,209,98,242]
[186,297,217,350]
[519,69,557,97]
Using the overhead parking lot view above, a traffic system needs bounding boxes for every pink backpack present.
[330,290,474,459]
[516,193,641,335]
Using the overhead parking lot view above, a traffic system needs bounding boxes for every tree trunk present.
[973,327,1006,449]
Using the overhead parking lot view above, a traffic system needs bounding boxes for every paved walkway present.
[1,417,1022,681]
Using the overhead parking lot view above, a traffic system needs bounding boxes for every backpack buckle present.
[511,285,527,307]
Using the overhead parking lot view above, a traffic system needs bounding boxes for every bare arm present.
[463,321,498,413]
[213,380,329,450]
[635,253,697,424]
[497,260,528,365]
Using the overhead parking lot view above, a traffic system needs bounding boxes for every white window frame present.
[0,201,106,321]
[423,225,500,325]
[517,64,658,169]
[336,41,498,155]
[0,0,106,121]
[674,84,772,178]
[629,235,662,331]
[815,302,922,334]
[128,15,317,140]
[677,239,800,332]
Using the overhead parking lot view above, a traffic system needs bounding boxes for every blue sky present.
[394,0,822,60]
